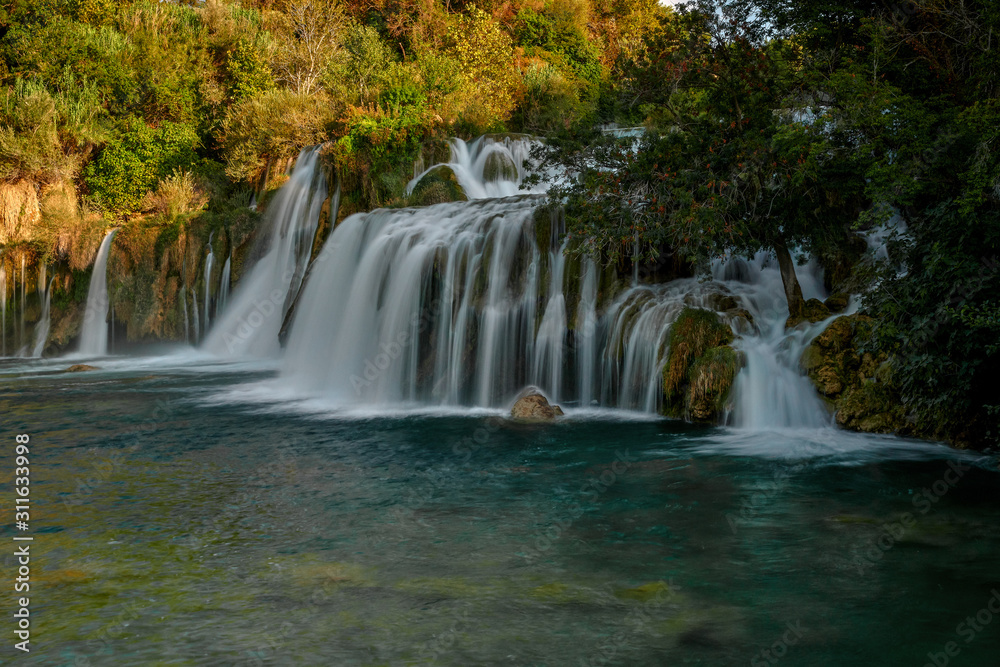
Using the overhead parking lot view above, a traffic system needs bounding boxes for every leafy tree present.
[84,117,199,214]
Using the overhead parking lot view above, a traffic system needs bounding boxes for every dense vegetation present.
[0,0,997,445]
[540,0,1000,445]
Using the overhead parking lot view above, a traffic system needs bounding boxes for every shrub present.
[84,117,200,214]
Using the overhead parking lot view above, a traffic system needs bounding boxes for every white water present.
[203,146,326,357]
[180,136,850,431]
[279,195,837,422]
[203,234,215,332]
[192,286,200,343]
[78,229,118,357]
[32,277,53,357]
[406,136,546,200]
[181,285,189,344]
[0,261,6,356]
[217,255,231,315]
[19,255,25,353]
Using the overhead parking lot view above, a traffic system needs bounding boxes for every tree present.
[270,0,345,95]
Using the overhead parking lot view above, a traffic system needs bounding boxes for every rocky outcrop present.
[800,314,906,434]
[511,389,565,420]
[663,308,743,422]
[66,364,99,372]
[786,298,832,329]
[483,152,518,182]
[409,166,468,206]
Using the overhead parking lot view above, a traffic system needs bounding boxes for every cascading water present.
[217,255,231,315]
[532,240,568,402]
[192,287,200,344]
[203,146,327,357]
[575,257,599,406]
[203,233,215,332]
[0,260,6,356]
[713,252,841,429]
[406,136,545,200]
[19,255,26,354]
[264,136,848,429]
[32,276,53,358]
[78,229,118,357]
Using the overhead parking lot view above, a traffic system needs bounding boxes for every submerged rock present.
[511,389,564,420]
[409,165,468,206]
[66,364,99,372]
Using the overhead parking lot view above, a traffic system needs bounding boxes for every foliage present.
[84,117,199,214]
[448,6,522,127]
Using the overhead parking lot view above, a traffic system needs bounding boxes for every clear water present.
[2,356,998,666]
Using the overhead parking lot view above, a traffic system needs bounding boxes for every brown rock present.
[66,364,99,372]
[511,390,564,420]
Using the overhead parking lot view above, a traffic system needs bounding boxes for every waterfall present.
[0,260,6,356]
[218,255,231,315]
[32,277,53,357]
[78,229,118,357]
[263,137,848,428]
[203,233,215,332]
[203,146,327,357]
[531,240,568,402]
[575,257,598,406]
[710,251,838,428]
[406,136,546,200]
[191,286,200,344]
[181,285,189,344]
[19,255,26,355]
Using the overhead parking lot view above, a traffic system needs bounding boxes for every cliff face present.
[0,154,326,355]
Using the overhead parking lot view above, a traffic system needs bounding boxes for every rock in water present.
[66,364,99,372]
[409,165,468,206]
[511,389,564,420]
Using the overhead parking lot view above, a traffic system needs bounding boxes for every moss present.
[483,151,518,182]
[786,297,832,328]
[663,308,734,400]
[687,346,742,420]
[408,165,467,206]
[615,580,672,602]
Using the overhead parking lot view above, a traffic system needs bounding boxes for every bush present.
[84,117,200,214]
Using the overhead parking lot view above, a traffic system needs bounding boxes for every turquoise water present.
[2,356,999,666]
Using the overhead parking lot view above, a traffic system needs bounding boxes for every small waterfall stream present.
[203,146,327,357]
[217,255,231,315]
[32,276,53,357]
[203,233,215,333]
[78,229,118,357]
[0,261,6,356]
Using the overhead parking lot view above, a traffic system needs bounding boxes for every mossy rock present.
[483,152,518,183]
[786,298,832,328]
[824,292,850,313]
[663,308,734,416]
[409,165,467,206]
[687,346,743,420]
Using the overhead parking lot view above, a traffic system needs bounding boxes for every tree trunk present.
[774,239,804,320]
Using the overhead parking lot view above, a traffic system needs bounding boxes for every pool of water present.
[2,355,999,666]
